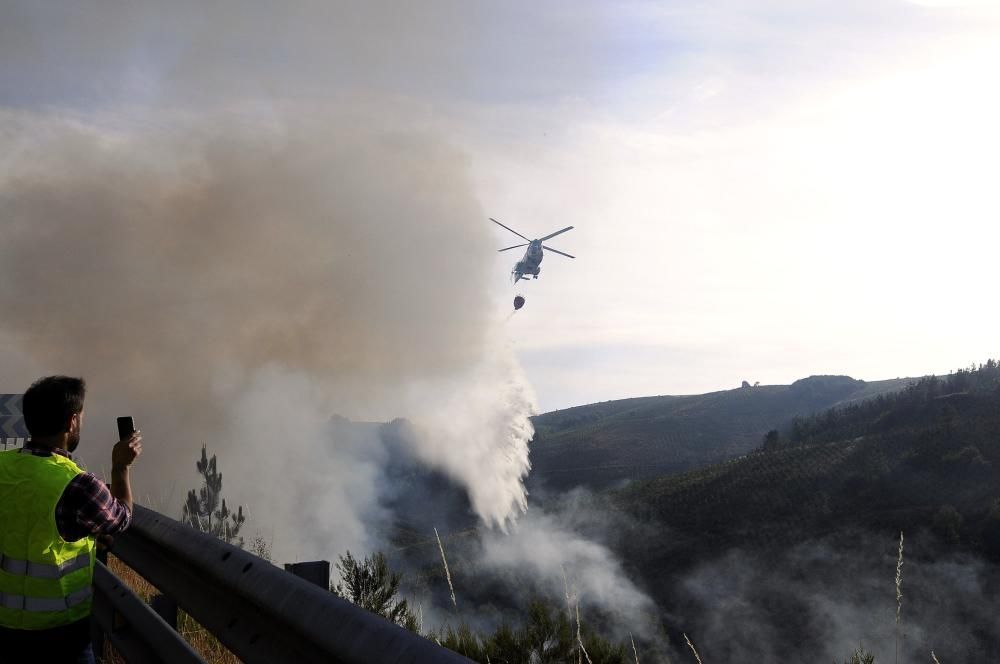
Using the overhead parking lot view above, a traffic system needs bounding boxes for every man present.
[0,376,141,663]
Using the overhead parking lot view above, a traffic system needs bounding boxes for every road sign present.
[0,394,27,449]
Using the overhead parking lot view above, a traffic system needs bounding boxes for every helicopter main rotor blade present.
[490,218,530,241]
[498,243,529,252]
[542,245,575,259]
[538,226,574,242]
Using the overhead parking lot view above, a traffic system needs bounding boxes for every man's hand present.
[112,431,142,470]
[110,431,141,513]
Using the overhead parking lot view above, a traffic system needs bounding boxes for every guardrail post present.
[90,598,107,660]
[150,594,178,630]
[284,561,331,590]
[91,541,110,657]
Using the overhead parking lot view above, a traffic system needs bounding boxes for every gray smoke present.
[381,484,670,654]
[0,107,535,558]
[679,532,999,662]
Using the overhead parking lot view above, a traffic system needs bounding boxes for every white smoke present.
[480,509,656,631]
[403,340,536,529]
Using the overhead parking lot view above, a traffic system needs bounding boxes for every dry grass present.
[104,555,240,664]
[106,555,157,601]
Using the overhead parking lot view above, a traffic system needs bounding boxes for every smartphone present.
[116,416,136,441]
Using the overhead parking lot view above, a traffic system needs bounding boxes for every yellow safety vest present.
[0,449,96,630]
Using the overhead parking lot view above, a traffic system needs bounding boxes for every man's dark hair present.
[22,376,87,437]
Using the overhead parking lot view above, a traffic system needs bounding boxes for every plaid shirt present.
[20,445,132,542]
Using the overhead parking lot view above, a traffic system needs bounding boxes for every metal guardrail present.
[107,505,472,664]
[91,561,206,664]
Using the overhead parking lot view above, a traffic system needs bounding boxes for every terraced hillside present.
[528,374,913,491]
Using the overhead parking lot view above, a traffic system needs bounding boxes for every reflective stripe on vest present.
[0,449,96,629]
[0,586,92,612]
[0,551,91,580]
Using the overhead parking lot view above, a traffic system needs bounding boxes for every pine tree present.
[332,551,418,631]
[181,445,246,546]
[838,646,875,664]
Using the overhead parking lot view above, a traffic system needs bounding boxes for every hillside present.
[616,363,1000,547]
[609,362,1000,661]
[377,364,1000,662]
[528,375,913,491]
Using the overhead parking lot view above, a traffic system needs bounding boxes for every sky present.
[2,0,999,414]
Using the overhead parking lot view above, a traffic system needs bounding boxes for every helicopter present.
[491,218,575,282]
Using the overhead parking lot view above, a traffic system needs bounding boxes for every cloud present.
[905,0,1000,8]
[4,0,999,411]
[479,16,1000,405]
[0,1,667,110]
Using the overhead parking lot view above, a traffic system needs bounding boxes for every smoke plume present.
[0,2,658,636]
[0,107,534,558]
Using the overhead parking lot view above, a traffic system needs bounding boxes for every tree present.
[932,504,963,544]
[519,600,574,662]
[762,429,781,451]
[332,551,418,631]
[182,445,246,546]
[837,646,875,664]
[791,417,807,443]
[437,598,632,664]
[247,533,272,563]
[982,498,1000,559]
